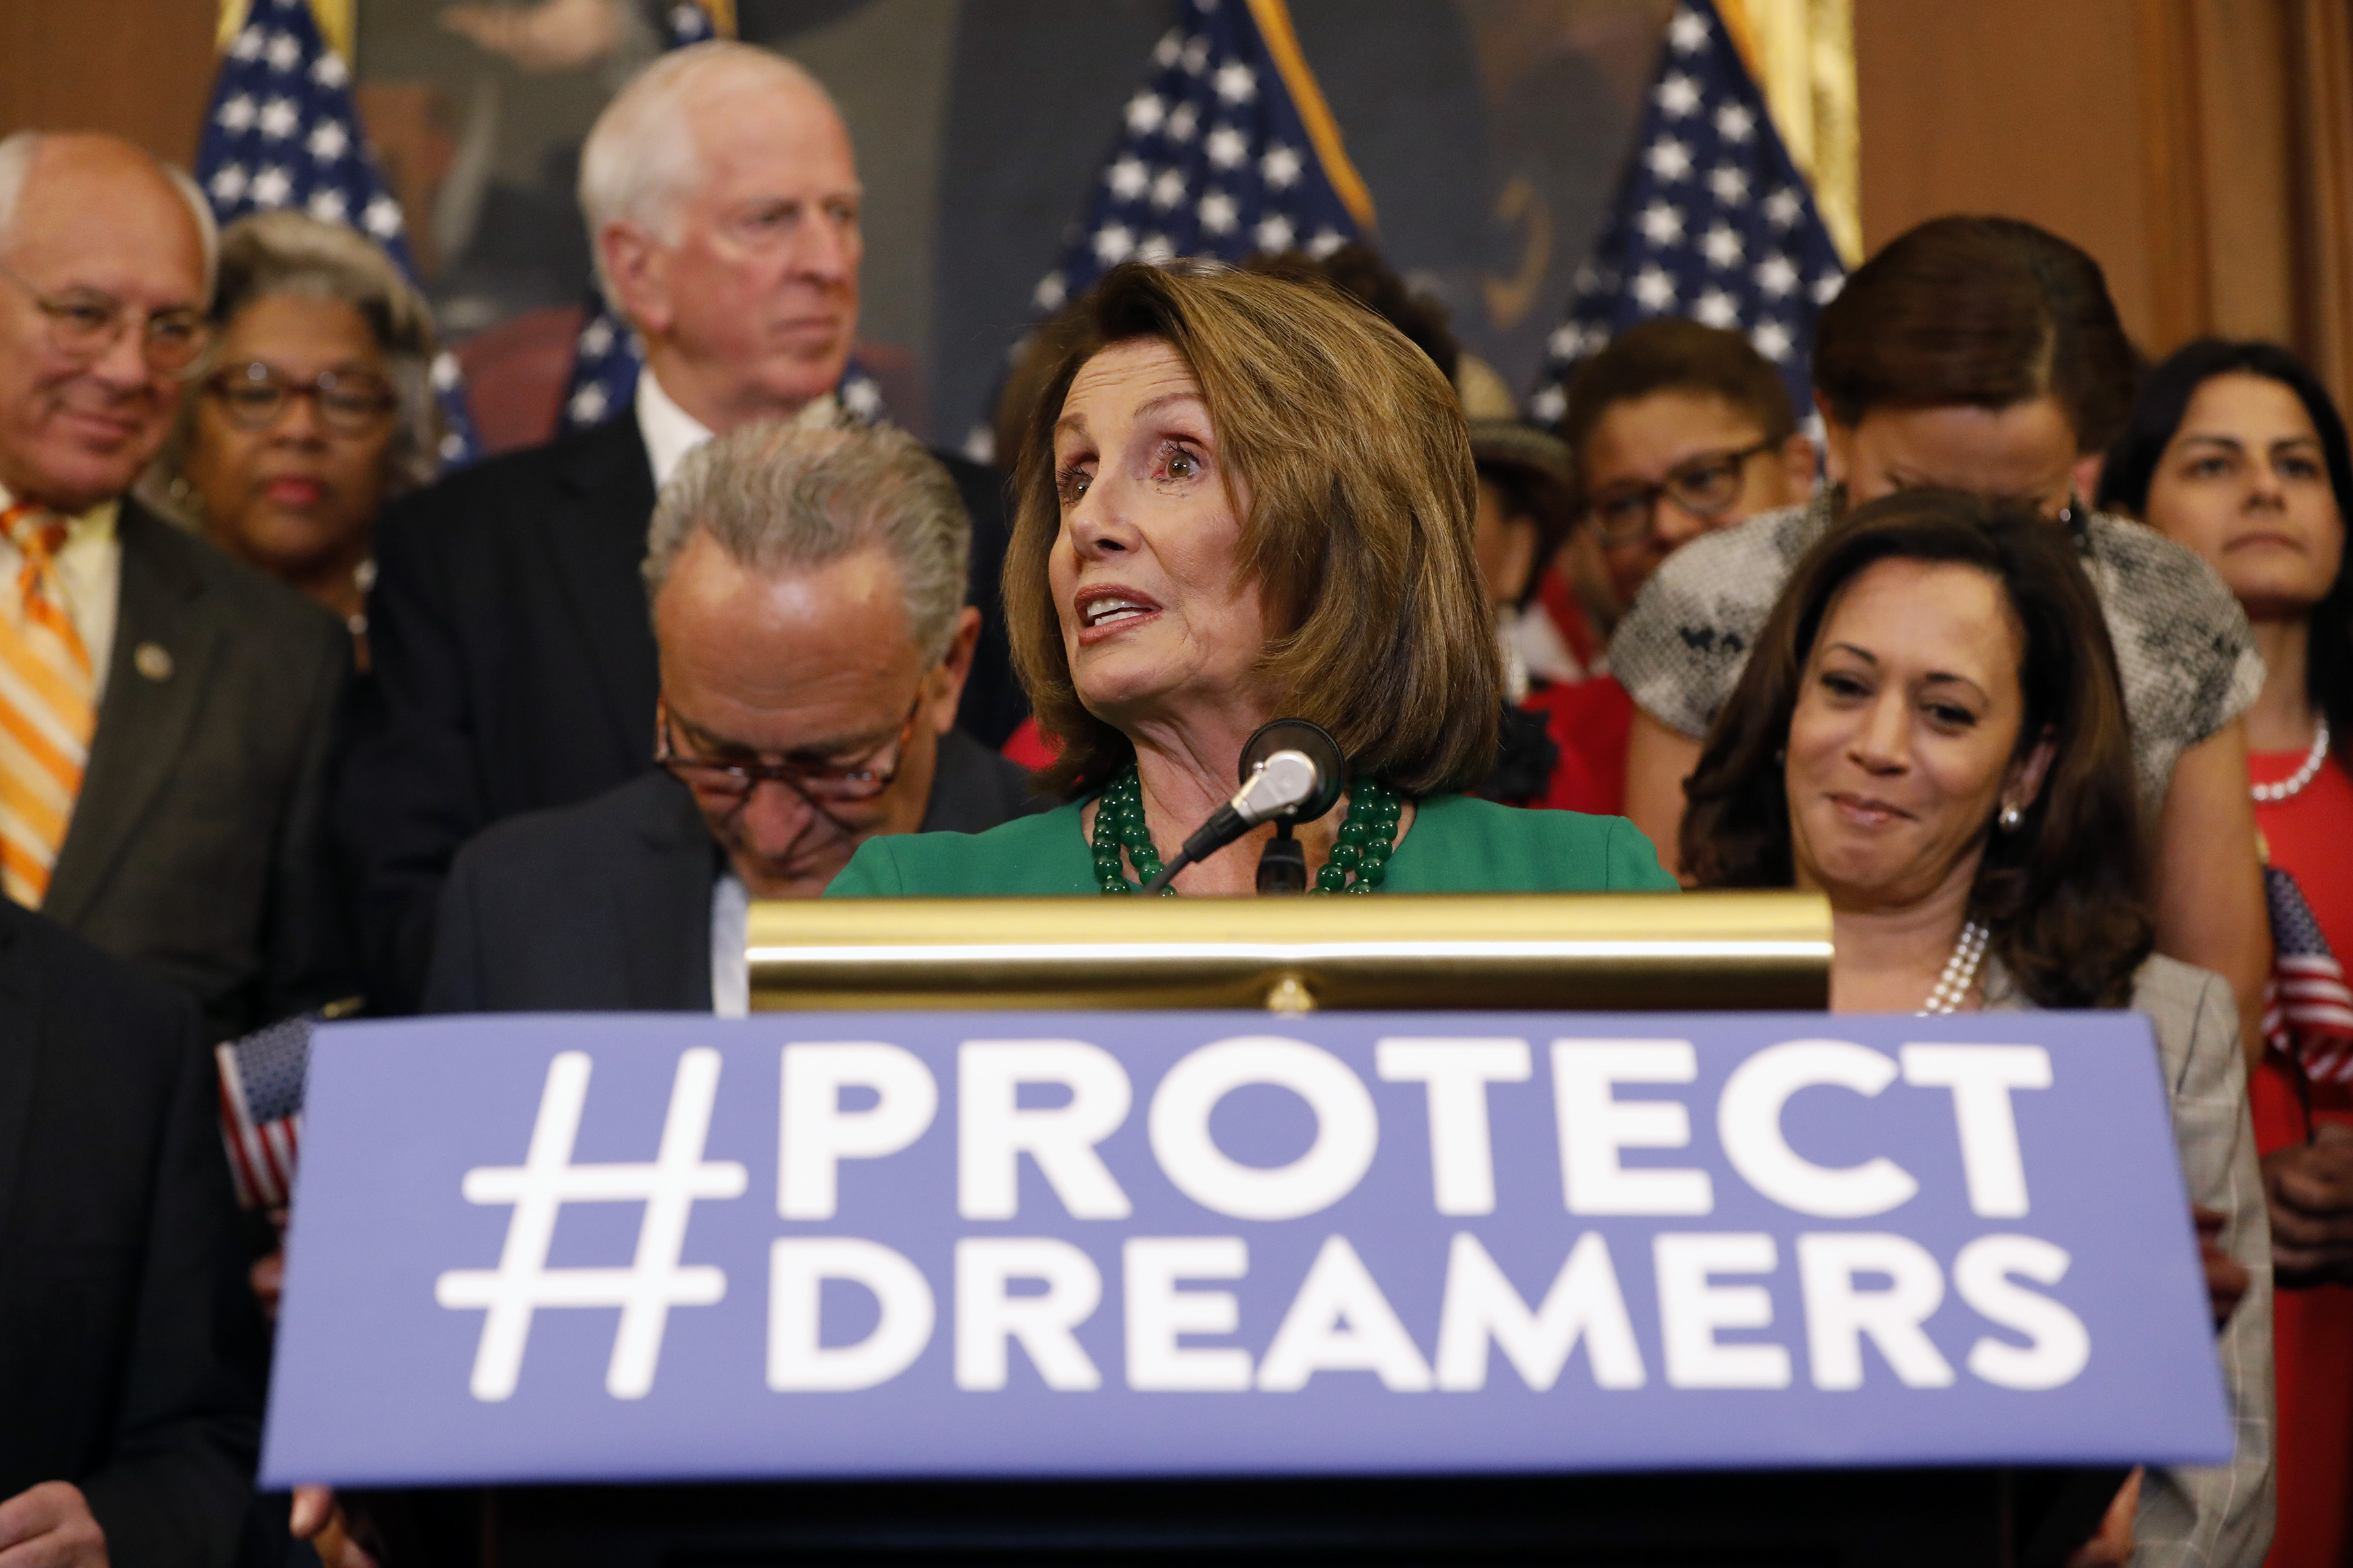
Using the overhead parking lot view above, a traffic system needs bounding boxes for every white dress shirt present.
[709,868,750,1018]
[0,485,120,698]
[634,368,844,489]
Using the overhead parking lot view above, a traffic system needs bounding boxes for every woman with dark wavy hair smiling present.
[1681,488,2270,1563]
[828,259,1673,899]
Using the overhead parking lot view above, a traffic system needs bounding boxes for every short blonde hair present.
[1008,259,1501,799]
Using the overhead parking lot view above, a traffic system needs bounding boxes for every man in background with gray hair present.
[423,423,1036,1015]
[341,40,1026,1014]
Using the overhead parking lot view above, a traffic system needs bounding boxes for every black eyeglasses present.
[0,259,210,376]
[204,361,397,436]
[1586,438,1780,546]
[656,694,926,809]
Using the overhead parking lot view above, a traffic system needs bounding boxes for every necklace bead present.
[1918,920,1989,1015]
[1093,764,1398,895]
[2252,718,2331,803]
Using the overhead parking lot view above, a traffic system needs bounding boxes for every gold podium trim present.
[749,891,1829,1013]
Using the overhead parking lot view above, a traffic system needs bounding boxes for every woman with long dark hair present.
[2102,339,2353,1567]
[1681,488,2270,1565]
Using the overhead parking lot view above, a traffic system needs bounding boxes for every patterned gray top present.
[1610,493,2265,809]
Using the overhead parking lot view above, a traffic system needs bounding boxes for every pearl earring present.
[1998,802,2024,832]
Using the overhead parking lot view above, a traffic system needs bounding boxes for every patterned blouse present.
[1609,492,2264,809]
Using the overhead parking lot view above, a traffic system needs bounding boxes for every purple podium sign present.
[263,1011,2230,1488]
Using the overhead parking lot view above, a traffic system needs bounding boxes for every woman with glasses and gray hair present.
[142,209,442,663]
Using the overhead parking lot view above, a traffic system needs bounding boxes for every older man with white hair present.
[424,421,1037,1014]
[339,41,1025,1014]
[0,130,353,1040]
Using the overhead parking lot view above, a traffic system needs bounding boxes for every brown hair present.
[1242,242,1461,387]
[1679,488,2152,1008]
[1560,317,1795,492]
[1007,259,1501,799]
[1812,216,2143,456]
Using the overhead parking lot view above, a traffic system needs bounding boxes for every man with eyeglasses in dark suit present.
[0,131,352,1043]
[422,421,1037,1015]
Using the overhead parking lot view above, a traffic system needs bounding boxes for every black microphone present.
[1140,719,1345,895]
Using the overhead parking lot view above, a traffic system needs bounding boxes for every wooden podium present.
[371,892,2123,1567]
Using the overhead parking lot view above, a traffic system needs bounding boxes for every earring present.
[1998,802,2024,832]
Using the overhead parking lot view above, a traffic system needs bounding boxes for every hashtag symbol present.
[435,1048,748,1401]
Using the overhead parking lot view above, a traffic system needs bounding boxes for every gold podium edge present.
[749,890,1831,1013]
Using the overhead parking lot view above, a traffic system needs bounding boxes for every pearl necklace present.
[2251,718,2331,803]
[1919,921,1989,1016]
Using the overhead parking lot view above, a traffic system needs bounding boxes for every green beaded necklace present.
[1092,763,1401,895]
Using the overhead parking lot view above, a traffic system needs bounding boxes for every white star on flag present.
[1764,188,1802,227]
[312,52,349,88]
[1255,214,1294,251]
[1716,104,1755,142]
[1152,167,1189,209]
[1702,223,1743,267]
[1656,74,1700,117]
[1262,144,1302,188]
[1753,320,1793,360]
[1213,61,1257,104]
[1033,272,1068,311]
[1125,92,1166,135]
[1756,253,1797,297]
[1107,157,1148,200]
[1646,138,1692,181]
[363,193,402,237]
[1206,126,1247,169]
[307,188,346,222]
[230,25,265,60]
[1634,265,1677,311]
[266,31,301,72]
[1199,190,1238,233]
[1669,7,1710,51]
[1166,102,1199,142]
[569,383,609,425]
[307,120,348,162]
[1812,273,1845,305]
[258,98,299,140]
[1709,164,1749,204]
[1138,233,1176,263]
[1181,35,1209,73]
[210,164,248,202]
[1092,223,1136,264]
[249,166,292,208]
[1638,200,1685,244]
[217,95,257,133]
[578,318,614,358]
[1153,29,1183,68]
[1696,288,1740,327]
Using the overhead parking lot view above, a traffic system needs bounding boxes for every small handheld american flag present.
[216,1012,311,1211]
[2264,865,2353,1084]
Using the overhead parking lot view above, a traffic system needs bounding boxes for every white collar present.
[635,368,848,489]
[634,368,716,490]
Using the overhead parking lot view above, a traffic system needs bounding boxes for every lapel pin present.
[134,642,173,682]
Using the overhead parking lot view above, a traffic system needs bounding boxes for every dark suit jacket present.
[0,903,264,1566]
[44,501,354,1042]
[422,728,1040,1012]
[337,415,1023,1016]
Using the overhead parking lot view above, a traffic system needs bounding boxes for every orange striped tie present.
[0,503,94,907]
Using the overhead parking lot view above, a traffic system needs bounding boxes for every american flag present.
[216,1012,313,1210]
[194,0,481,468]
[1525,0,1845,427]
[965,0,1371,460]
[557,3,885,433]
[2264,866,2353,1082]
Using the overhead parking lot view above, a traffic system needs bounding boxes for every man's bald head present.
[0,132,215,511]
[0,133,217,300]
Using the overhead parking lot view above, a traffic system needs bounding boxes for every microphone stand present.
[1256,819,1308,894]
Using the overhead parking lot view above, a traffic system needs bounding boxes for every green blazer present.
[824,792,1678,897]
